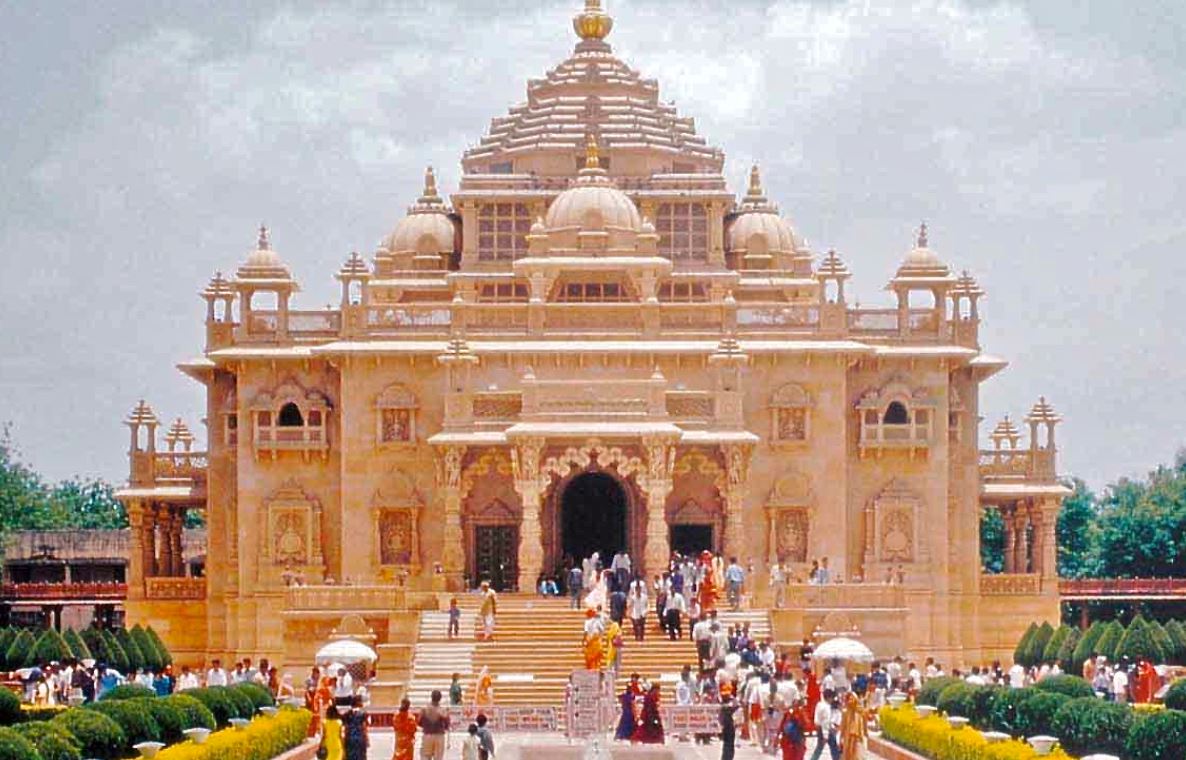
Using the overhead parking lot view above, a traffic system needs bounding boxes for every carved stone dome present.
[727,165,796,255]
[544,137,641,233]
[384,167,456,256]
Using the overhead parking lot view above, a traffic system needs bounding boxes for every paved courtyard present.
[365,732,888,759]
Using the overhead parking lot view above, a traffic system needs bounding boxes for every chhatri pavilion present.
[116,0,1068,673]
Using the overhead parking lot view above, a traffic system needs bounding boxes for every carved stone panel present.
[261,480,324,577]
[376,508,419,567]
[777,509,810,563]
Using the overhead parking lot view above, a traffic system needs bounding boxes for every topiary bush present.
[1033,674,1095,699]
[1117,615,1168,664]
[187,687,236,727]
[129,626,163,673]
[223,686,256,720]
[232,682,276,710]
[988,686,1036,734]
[1013,622,1039,667]
[0,727,41,760]
[0,689,21,727]
[86,700,161,753]
[145,626,172,667]
[1054,627,1080,671]
[164,694,216,731]
[61,630,90,663]
[1049,696,1131,757]
[1025,622,1055,667]
[1015,691,1070,738]
[30,630,72,666]
[1094,620,1124,661]
[935,682,977,718]
[100,631,129,675]
[11,721,81,760]
[1165,620,1186,665]
[0,629,15,671]
[968,685,1002,730]
[50,709,124,760]
[1164,679,1186,711]
[4,630,35,670]
[1041,625,1071,665]
[99,683,155,701]
[1125,708,1186,760]
[916,676,961,707]
[136,697,185,744]
[1070,620,1105,673]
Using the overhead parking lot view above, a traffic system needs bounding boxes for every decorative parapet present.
[145,577,206,600]
[787,583,907,609]
[0,582,128,601]
[979,573,1041,596]
[283,584,405,613]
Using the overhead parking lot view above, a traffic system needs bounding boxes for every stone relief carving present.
[538,439,646,490]
[778,510,809,563]
[261,479,324,571]
[377,510,416,566]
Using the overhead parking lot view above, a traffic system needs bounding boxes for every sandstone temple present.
[115,0,1069,680]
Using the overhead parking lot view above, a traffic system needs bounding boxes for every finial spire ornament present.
[418,166,443,204]
[573,0,613,45]
[748,164,762,196]
[585,133,601,169]
[917,221,928,248]
[258,224,270,250]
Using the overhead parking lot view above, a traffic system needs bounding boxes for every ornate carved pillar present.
[1001,506,1016,574]
[143,503,158,578]
[127,500,146,599]
[642,436,676,575]
[157,505,175,578]
[764,507,778,568]
[170,510,186,576]
[1036,498,1059,581]
[512,438,545,592]
[722,443,753,560]
[436,445,467,590]
[1015,505,1031,574]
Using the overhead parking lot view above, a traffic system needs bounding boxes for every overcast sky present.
[1,0,1183,490]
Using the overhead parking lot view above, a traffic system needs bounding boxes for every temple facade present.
[117,0,1066,669]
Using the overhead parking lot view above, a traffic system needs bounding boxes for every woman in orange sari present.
[583,609,605,670]
[308,676,334,737]
[839,692,867,760]
[474,666,494,711]
[391,698,417,760]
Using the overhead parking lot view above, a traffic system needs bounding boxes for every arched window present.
[278,402,304,427]
[883,401,909,425]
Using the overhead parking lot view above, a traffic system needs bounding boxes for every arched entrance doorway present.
[561,472,628,565]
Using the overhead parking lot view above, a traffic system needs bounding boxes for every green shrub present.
[1125,708,1186,760]
[11,722,81,760]
[1165,620,1186,665]
[187,687,236,726]
[1150,620,1175,662]
[50,709,124,760]
[1049,696,1131,756]
[1025,622,1055,667]
[1164,679,1186,711]
[164,694,216,731]
[1116,615,1167,664]
[86,700,161,752]
[0,629,15,671]
[1054,627,1080,670]
[935,682,977,718]
[0,727,41,760]
[916,676,961,707]
[4,630,35,670]
[1041,625,1071,664]
[129,626,163,673]
[100,631,129,674]
[223,686,256,720]
[1015,691,1069,737]
[1094,620,1124,661]
[1070,620,1106,672]
[988,686,1036,734]
[136,697,185,744]
[30,631,72,666]
[0,689,21,727]
[60,630,90,663]
[1013,622,1038,666]
[968,685,1001,730]
[1033,674,1095,699]
[21,707,65,724]
[145,626,172,666]
[98,683,155,701]
[232,682,275,710]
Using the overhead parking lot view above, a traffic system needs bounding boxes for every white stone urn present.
[1080,756,1120,760]
[182,727,212,744]
[229,718,251,731]
[258,706,279,717]
[981,731,1010,744]
[1027,735,1059,755]
[887,693,908,709]
[915,705,938,718]
[133,741,166,758]
[946,716,970,729]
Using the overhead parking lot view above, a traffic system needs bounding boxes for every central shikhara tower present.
[118,0,1067,672]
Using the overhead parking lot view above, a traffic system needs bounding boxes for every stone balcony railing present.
[144,577,206,600]
[979,573,1042,595]
[0,582,128,601]
[786,583,907,609]
[1058,578,1186,597]
[283,584,405,613]
[978,448,1056,482]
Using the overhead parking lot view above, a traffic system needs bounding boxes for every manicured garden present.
[1012,615,1186,671]
[0,680,311,760]
[0,623,171,674]
[879,675,1186,760]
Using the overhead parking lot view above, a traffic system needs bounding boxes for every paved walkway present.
[366,732,889,759]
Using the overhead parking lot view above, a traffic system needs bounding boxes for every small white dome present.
[544,135,641,233]
[727,212,795,254]
[383,167,456,255]
[896,223,949,277]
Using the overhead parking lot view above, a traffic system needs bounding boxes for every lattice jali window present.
[477,203,532,261]
[770,383,811,443]
[655,202,708,261]
[658,282,709,302]
[376,383,418,446]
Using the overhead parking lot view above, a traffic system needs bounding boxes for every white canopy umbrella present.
[314,639,378,666]
[811,637,875,664]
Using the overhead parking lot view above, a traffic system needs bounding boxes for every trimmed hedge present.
[86,700,161,752]
[916,676,961,707]
[988,686,1037,734]
[0,690,21,727]
[1125,709,1186,760]
[232,682,276,711]
[0,727,41,760]
[1033,674,1095,699]
[1116,615,1166,663]
[1069,620,1106,672]
[135,698,185,744]
[156,709,312,760]
[1013,622,1038,667]
[1015,691,1070,738]
[30,630,72,665]
[50,709,124,760]
[935,682,976,719]
[164,694,216,732]
[11,721,81,760]
[223,687,256,721]
[186,688,237,727]
[61,630,90,663]
[4,630,35,670]
[98,683,156,701]
[1050,696,1132,756]
[1165,679,1186,711]
[879,705,1072,760]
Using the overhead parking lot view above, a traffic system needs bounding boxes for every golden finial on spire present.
[257,224,270,250]
[748,164,762,196]
[573,0,613,43]
[424,166,437,197]
[917,221,928,248]
[585,133,601,170]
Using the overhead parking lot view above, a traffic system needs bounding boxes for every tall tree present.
[980,508,1004,573]
[1057,478,1099,578]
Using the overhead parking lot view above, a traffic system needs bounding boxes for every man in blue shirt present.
[724,557,745,611]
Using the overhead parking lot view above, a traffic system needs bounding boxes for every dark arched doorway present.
[561,472,628,564]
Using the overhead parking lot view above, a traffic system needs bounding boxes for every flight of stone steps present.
[403,593,772,709]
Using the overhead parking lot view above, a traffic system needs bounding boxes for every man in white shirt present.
[1111,667,1129,704]
[809,690,838,760]
[206,659,228,687]
[710,621,730,665]
[334,667,354,704]
[908,663,922,691]
[177,666,200,691]
[965,666,987,686]
[1008,662,1026,689]
[769,562,786,608]
[663,590,687,640]
[627,586,649,642]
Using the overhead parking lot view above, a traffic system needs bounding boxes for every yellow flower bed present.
[1131,702,1165,713]
[879,705,1072,760]
[157,708,312,760]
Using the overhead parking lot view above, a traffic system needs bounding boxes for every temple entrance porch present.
[558,471,629,570]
